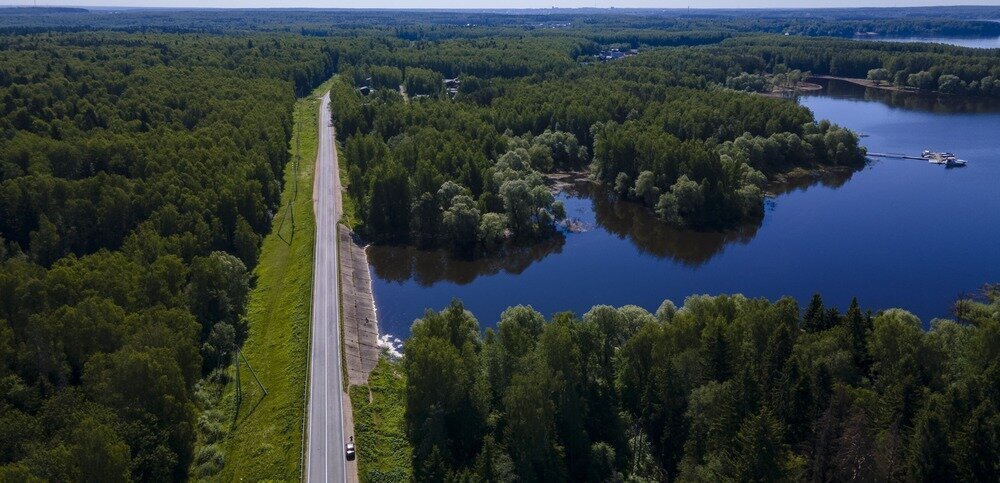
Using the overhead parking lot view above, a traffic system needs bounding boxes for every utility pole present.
[240,349,267,396]
[233,346,267,413]
[275,116,302,247]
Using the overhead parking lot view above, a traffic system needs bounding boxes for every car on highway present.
[346,440,356,461]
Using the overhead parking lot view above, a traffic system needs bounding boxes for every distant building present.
[599,49,624,60]
[358,76,375,96]
[443,77,461,98]
[598,48,638,61]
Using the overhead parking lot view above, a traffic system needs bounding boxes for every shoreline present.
[766,164,858,196]
[544,164,859,200]
[761,80,824,98]
[545,169,592,193]
[809,75,920,94]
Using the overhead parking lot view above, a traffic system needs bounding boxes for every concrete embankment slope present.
[339,225,380,385]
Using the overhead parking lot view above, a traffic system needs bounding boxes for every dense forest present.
[0,32,337,480]
[404,287,1000,481]
[0,7,997,481]
[328,34,866,251]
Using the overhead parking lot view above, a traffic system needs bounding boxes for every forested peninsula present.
[329,41,874,253]
[328,25,1000,255]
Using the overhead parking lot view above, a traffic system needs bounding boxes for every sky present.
[6,0,1000,10]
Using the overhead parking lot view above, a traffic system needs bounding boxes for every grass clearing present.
[350,357,412,483]
[217,78,335,481]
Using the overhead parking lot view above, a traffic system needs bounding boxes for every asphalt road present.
[305,92,347,483]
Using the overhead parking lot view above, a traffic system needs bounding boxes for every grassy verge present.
[216,78,336,481]
[350,357,412,483]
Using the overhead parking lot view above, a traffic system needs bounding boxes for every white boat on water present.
[945,158,967,167]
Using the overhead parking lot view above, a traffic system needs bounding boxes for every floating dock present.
[867,152,967,167]
[866,152,927,160]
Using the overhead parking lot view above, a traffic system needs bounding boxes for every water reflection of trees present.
[812,79,1000,114]
[574,181,760,267]
[768,167,857,196]
[370,169,864,283]
[574,166,860,265]
[367,234,565,286]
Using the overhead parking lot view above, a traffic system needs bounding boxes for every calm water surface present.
[371,80,1000,338]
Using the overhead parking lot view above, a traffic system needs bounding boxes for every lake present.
[857,35,1000,49]
[370,79,1000,340]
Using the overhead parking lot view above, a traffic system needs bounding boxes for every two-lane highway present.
[305,92,347,483]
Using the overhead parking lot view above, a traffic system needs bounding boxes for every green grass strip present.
[350,357,413,483]
[219,78,336,481]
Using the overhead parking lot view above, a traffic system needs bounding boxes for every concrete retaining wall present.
[338,224,379,385]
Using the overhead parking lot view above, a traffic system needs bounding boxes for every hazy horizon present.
[5,1,1000,11]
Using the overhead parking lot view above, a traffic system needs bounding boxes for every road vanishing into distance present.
[306,92,348,483]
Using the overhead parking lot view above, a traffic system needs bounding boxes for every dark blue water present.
[370,81,1000,338]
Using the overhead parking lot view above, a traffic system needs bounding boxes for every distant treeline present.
[404,287,1000,481]
[717,36,1000,97]
[1,7,999,41]
[0,7,87,15]
[784,18,1000,38]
